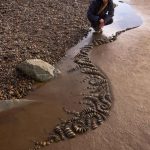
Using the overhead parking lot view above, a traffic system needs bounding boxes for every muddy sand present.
[0,0,150,150]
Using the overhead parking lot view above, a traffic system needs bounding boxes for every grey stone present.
[17,59,56,82]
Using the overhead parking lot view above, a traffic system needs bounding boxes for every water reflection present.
[104,0,142,36]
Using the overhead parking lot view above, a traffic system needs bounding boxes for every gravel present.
[0,0,90,100]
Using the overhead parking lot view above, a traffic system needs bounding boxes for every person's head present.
[103,0,109,4]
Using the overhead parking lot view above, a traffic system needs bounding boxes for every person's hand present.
[99,19,105,28]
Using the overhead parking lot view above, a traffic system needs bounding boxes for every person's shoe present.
[96,28,103,33]
[93,29,103,35]
[99,28,103,33]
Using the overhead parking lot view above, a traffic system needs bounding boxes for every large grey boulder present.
[17,59,56,82]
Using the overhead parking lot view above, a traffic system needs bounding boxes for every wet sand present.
[0,0,150,150]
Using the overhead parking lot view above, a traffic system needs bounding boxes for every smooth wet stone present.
[17,59,56,82]
[113,2,118,8]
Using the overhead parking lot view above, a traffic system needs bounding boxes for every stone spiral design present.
[30,27,137,150]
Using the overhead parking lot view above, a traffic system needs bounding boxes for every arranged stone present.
[17,59,56,82]
[113,2,118,8]
[30,34,114,150]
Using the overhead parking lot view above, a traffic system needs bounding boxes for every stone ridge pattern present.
[0,0,89,100]
[29,27,137,150]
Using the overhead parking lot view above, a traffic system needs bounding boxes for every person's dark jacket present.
[87,0,114,24]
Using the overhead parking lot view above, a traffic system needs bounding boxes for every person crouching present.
[87,0,114,32]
